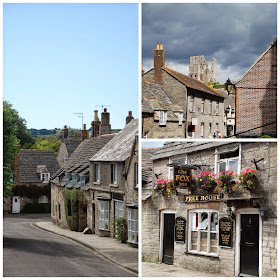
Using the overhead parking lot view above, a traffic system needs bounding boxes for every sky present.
[3,3,138,130]
[142,3,277,83]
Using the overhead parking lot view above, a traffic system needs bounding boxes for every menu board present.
[175,217,186,243]
[219,217,233,248]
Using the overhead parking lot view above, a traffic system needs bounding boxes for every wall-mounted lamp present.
[226,206,232,218]
[258,205,265,218]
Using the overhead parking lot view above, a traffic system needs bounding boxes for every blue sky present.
[3,3,139,130]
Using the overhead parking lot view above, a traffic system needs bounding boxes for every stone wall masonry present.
[56,143,68,168]
[51,184,67,229]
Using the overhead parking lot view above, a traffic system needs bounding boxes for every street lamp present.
[258,205,265,218]
[225,78,233,94]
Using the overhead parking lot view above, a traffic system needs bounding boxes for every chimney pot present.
[104,108,107,112]
[157,43,159,50]
[126,111,134,125]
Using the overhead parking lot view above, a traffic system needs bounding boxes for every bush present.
[22,203,51,213]
[114,217,127,243]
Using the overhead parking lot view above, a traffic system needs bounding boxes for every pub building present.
[142,141,277,277]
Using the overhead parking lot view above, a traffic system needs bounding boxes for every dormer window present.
[80,176,85,188]
[72,174,78,187]
[159,111,167,126]
[178,112,183,126]
[65,173,70,186]
[41,173,50,183]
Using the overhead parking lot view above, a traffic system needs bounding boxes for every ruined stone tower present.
[189,55,216,84]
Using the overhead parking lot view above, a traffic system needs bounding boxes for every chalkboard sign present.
[175,217,186,243]
[219,217,233,248]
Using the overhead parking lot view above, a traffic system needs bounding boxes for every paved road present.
[3,213,134,277]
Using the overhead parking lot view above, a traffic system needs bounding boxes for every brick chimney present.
[81,124,87,141]
[154,42,165,84]
[62,125,68,143]
[126,111,134,125]
[100,108,111,135]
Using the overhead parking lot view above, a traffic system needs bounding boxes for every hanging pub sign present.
[175,217,186,243]
[219,217,233,248]
[184,193,223,203]
[174,166,191,188]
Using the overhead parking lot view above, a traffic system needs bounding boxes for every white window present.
[80,176,85,188]
[111,164,118,184]
[41,173,50,183]
[95,164,100,182]
[209,101,212,114]
[135,163,138,188]
[39,195,48,204]
[128,208,138,244]
[63,157,67,163]
[65,173,70,186]
[72,174,78,187]
[98,200,110,230]
[216,101,219,114]
[200,123,204,138]
[216,145,241,174]
[178,112,183,126]
[201,98,205,113]
[190,96,194,112]
[114,200,123,220]
[159,111,167,126]
[188,209,219,256]
[168,157,187,179]
[209,123,212,137]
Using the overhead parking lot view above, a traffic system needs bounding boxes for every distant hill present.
[28,128,60,137]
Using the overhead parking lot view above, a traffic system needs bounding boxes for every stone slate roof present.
[51,134,116,186]
[142,147,159,185]
[64,138,82,156]
[18,149,59,183]
[90,119,138,162]
[164,68,225,98]
[142,81,184,121]
[151,141,232,160]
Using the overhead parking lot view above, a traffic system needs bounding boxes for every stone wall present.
[56,143,68,168]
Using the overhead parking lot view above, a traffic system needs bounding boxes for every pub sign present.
[175,217,186,243]
[219,217,233,248]
[174,166,191,188]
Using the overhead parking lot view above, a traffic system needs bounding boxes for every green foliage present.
[63,188,84,231]
[213,84,226,89]
[259,134,274,138]
[22,203,51,213]
[114,217,127,243]
[56,127,82,139]
[12,184,51,199]
[3,101,20,198]
[28,136,61,155]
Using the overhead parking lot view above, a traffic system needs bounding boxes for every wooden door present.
[240,214,259,276]
[12,196,20,213]
[162,213,175,265]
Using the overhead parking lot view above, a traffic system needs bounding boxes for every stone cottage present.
[88,118,138,246]
[142,141,277,277]
[235,38,277,137]
[142,43,226,138]
[4,149,59,213]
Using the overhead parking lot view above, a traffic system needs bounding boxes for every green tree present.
[30,136,61,155]
[3,101,20,197]
[56,127,82,139]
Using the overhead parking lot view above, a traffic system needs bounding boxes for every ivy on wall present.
[63,188,84,231]
[12,184,51,199]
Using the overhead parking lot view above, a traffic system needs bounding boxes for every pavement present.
[33,221,138,276]
[142,262,226,277]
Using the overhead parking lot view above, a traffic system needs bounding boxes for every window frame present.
[41,173,50,183]
[159,111,167,126]
[128,208,138,244]
[178,112,183,126]
[80,175,85,188]
[200,123,204,138]
[209,100,212,115]
[65,173,70,186]
[201,98,205,113]
[216,101,219,114]
[95,164,101,182]
[111,163,119,185]
[72,174,78,187]
[188,209,219,257]
[98,200,110,231]
[190,95,194,112]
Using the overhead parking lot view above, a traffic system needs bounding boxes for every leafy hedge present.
[22,203,51,213]
[12,184,51,199]
[63,188,84,231]
[114,217,127,243]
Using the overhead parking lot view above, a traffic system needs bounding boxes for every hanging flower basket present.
[197,172,217,193]
[153,179,176,199]
[236,169,257,190]
[216,171,236,193]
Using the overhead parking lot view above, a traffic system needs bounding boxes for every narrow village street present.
[3,213,135,277]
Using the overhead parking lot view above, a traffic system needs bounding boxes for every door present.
[12,196,20,213]
[162,213,175,265]
[240,214,259,276]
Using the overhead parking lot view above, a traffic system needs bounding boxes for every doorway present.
[161,212,175,265]
[12,196,20,213]
[240,214,259,276]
